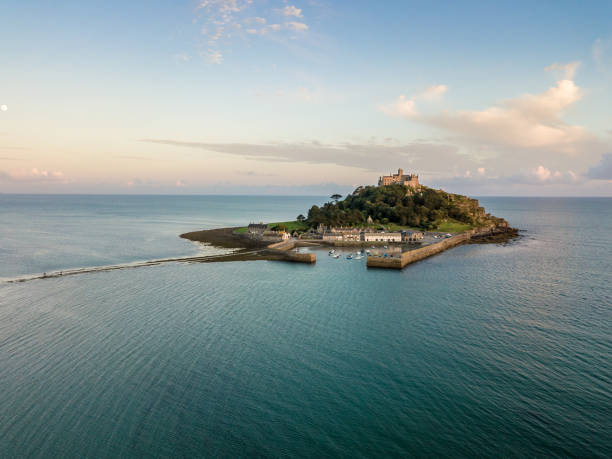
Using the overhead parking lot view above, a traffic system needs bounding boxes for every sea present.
[0,195,610,458]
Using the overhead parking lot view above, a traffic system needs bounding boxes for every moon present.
[0,105,7,112]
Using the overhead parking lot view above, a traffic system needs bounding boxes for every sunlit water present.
[0,195,610,457]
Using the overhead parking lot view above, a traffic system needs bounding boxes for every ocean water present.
[0,195,610,457]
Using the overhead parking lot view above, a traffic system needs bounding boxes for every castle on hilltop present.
[378,168,420,188]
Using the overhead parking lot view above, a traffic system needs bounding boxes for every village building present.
[362,232,402,243]
[322,232,343,242]
[378,168,420,189]
[402,230,423,242]
[329,227,362,241]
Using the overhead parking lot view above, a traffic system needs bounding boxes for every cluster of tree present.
[304,185,483,230]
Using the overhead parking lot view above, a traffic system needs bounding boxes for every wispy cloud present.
[592,37,610,67]
[285,21,308,31]
[278,5,303,18]
[194,0,310,64]
[140,138,473,174]
[545,61,580,80]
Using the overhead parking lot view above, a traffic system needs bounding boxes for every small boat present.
[366,250,371,254]
[346,255,353,259]
[355,255,363,260]
[333,253,340,258]
[328,249,336,255]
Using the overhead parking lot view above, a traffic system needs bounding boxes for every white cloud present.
[205,49,223,64]
[285,21,308,31]
[0,168,66,183]
[530,165,578,183]
[421,84,448,100]
[279,5,303,18]
[382,66,596,154]
[380,95,417,117]
[380,84,446,117]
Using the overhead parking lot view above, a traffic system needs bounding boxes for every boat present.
[355,255,363,260]
[346,254,353,259]
[333,253,340,258]
[328,249,336,255]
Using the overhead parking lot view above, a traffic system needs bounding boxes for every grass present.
[269,220,309,232]
[434,220,473,233]
[234,220,309,234]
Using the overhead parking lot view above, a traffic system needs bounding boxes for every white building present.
[362,232,402,243]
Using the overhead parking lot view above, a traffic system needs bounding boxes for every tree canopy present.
[306,184,489,230]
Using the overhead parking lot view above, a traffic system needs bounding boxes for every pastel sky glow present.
[1,0,611,195]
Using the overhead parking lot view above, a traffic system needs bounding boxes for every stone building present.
[262,230,290,241]
[402,230,423,242]
[378,168,420,189]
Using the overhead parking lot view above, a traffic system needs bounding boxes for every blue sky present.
[1,0,611,195]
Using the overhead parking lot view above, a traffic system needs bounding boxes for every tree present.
[296,214,306,222]
[330,193,342,204]
[271,224,288,232]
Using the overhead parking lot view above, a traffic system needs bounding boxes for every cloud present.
[381,95,417,117]
[205,49,223,64]
[279,5,303,17]
[141,138,476,174]
[173,52,192,62]
[382,65,599,155]
[379,84,446,117]
[194,1,309,63]
[545,61,580,80]
[285,21,308,31]
[0,168,66,183]
[421,84,448,100]
[592,38,610,67]
[237,170,278,176]
[586,153,612,180]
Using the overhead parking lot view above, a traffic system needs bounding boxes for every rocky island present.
[181,169,518,269]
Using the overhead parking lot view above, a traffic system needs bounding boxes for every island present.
[181,169,518,269]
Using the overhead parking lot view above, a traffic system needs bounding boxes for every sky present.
[1,0,611,196]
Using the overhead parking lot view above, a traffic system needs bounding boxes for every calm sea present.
[0,195,610,457]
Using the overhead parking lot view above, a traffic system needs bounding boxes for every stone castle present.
[378,168,420,188]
